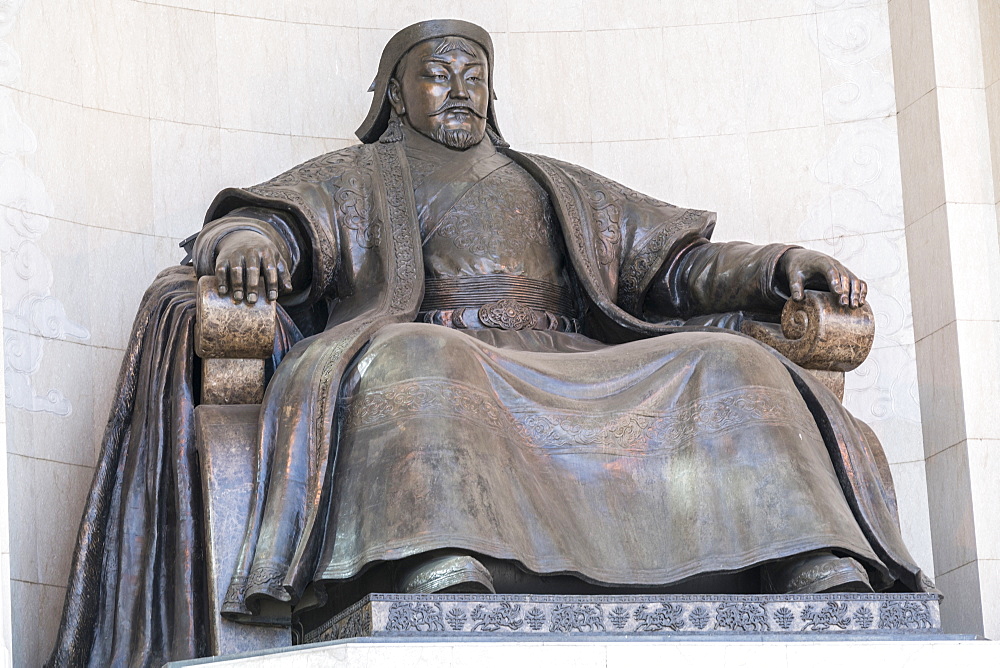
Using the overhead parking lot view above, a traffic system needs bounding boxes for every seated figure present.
[49,19,935,667]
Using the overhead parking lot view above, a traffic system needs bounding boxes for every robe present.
[196,131,932,618]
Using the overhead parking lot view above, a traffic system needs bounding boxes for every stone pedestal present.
[304,593,941,642]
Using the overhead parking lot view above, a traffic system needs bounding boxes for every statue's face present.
[389,37,489,149]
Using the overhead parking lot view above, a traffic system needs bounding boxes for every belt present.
[421,275,575,314]
[419,275,579,332]
[420,299,580,333]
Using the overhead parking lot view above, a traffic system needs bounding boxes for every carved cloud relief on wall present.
[0,0,89,416]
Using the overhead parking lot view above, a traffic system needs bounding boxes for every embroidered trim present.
[618,209,706,315]
[347,379,815,456]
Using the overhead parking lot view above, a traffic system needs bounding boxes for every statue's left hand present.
[778,248,867,308]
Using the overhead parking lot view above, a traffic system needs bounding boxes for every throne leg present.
[196,404,292,655]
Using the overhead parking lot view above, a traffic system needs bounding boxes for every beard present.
[429,124,485,150]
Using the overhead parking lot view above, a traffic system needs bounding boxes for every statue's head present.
[356,19,504,147]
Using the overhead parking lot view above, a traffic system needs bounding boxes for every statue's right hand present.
[214,230,293,304]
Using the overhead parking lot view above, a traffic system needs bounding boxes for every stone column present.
[890,0,1000,638]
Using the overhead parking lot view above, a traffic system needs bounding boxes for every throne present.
[192,277,881,654]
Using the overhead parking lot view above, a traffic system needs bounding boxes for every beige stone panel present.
[505,32,592,144]
[914,319,965,456]
[741,15,825,133]
[357,1,509,32]
[746,125,830,242]
[151,120,225,241]
[7,455,93,587]
[534,142,595,169]
[928,0,985,89]
[286,24,366,140]
[12,95,155,229]
[935,559,984,635]
[146,2,221,126]
[738,0,818,22]
[904,206,954,341]
[583,0,738,30]
[158,233,188,268]
[485,32,525,144]
[816,118,905,227]
[355,4,426,32]
[586,29,666,142]
[987,80,1000,204]
[816,3,897,123]
[147,0,217,11]
[888,0,935,113]
[6,0,96,104]
[661,22,746,139]
[943,202,1000,323]
[10,580,66,668]
[219,0,284,21]
[591,136,754,241]
[887,459,936,577]
[978,559,1000,639]
[85,228,172,350]
[937,87,996,206]
[845,343,925,463]
[925,441,977,576]
[659,0,740,26]
[954,320,1000,442]
[80,108,154,234]
[4,340,102,468]
[20,216,92,327]
[290,136,357,165]
[2,91,76,220]
[0,466,7,562]
[356,26,397,93]
[896,89,944,223]
[981,0,1000,86]
[285,0,360,27]
[218,128,295,189]
[81,0,150,117]
[507,0,584,32]
[442,0,510,33]
[966,440,1000,561]
[0,553,10,659]
[216,14,291,134]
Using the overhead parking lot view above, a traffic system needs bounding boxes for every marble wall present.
[887,0,1000,638]
[0,0,937,664]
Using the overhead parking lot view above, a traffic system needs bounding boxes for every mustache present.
[428,102,487,119]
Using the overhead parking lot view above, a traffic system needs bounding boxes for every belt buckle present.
[477,299,536,330]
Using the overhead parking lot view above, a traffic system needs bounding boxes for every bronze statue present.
[48,19,935,667]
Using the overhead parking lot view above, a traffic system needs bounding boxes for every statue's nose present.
[451,79,470,99]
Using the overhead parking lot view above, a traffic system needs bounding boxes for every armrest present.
[740,289,874,372]
[195,275,276,404]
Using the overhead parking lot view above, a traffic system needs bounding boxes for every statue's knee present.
[361,323,476,379]
[698,334,786,378]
